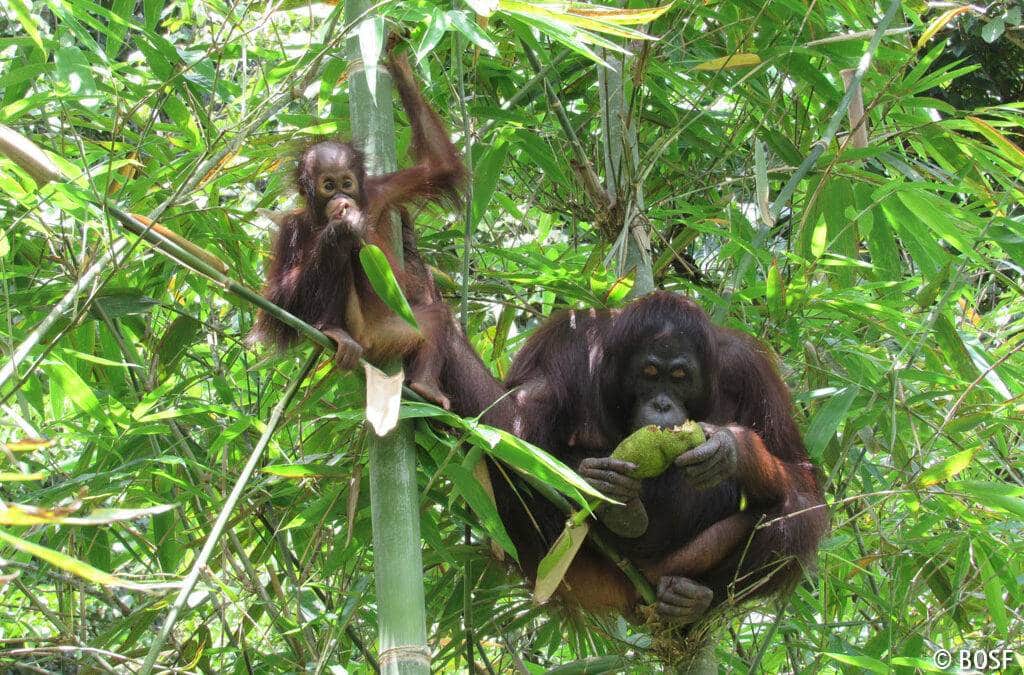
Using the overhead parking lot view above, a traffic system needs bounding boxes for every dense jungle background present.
[1,0,1023,672]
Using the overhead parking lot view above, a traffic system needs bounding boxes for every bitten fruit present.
[611,421,706,478]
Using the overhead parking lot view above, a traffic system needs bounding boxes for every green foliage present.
[0,0,1022,672]
[359,243,419,330]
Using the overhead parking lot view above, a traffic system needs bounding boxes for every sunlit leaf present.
[694,53,762,71]
[3,438,54,453]
[0,503,173,526]
[563,2,673,25]
[0,529,152,589]
[967,115,1024,169]
[0,472,45,482]
[263,464,352,478]
[916,7,972,49]
[6,0,45,53]
[918,449,974,487]
[500,1,660,40]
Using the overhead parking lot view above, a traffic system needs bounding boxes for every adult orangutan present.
[493,291,828,622]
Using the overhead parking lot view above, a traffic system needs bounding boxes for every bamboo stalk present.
[597,47,654,297]
[453,29,479,674]
[344,2,430,673]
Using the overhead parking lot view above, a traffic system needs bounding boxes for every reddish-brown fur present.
[490,292,828,615]
[251,52,466,406]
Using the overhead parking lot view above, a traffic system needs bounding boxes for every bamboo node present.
[379,644,431,668]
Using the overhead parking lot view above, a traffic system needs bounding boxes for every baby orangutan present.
[251,50,465,408]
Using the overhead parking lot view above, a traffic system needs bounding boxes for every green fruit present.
[610,421,706,479]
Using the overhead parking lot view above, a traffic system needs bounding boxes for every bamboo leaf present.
[472,141,510,227]
[564,2,673,25]
[415,8,450,63]
[0,529,153,590]
[448,10,499,54]
[0,472,45,482]
[890,656,943,672]
[500,1,659,40]
[975,545,1009,637]
[916,7,972,49]
[766,259,785,321]
[154,315,201,374]
[358,244,420,330]
[951,481,1024,518]
[694,53,762,71]
[754,139,771,226]
[263,464,352,479]
[804,387,858,461]
[534,521,589,604]
[45,360,118,434]
[444,463,518,561]
[824,652,889,674]
[967,115,1024,169]
[439,417,605,508]
[6,0,46,54]
[545,657,633,674]
[3,438,54,453]
[918,449,974,487]
[357,16,384,99]
[0,503,174,526]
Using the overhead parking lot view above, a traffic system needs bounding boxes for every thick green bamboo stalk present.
[344,3,429,673]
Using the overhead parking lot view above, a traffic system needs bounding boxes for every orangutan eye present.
[322,179,336,192]
[342,177,354,190]
[671,368,686,379]
[643,364,658,377]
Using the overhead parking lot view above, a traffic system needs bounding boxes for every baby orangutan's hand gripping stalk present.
[251,50,466,408]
